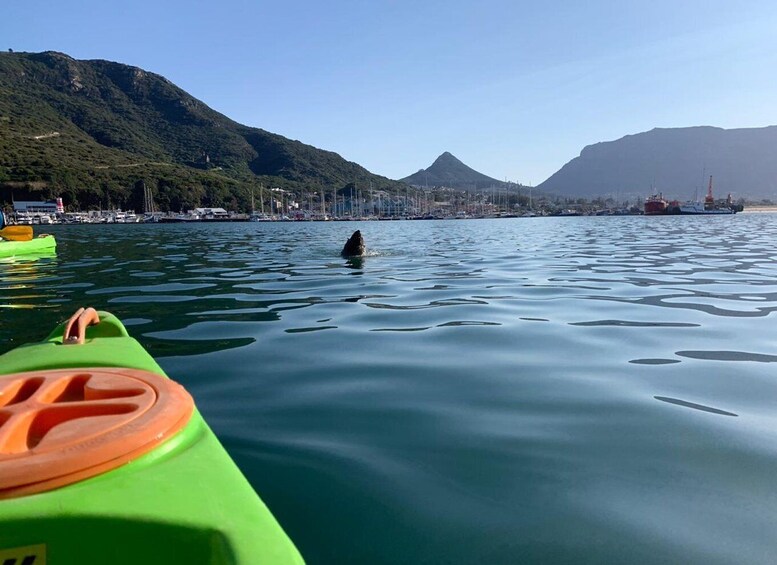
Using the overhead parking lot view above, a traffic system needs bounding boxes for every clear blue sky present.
[4,0,777,185]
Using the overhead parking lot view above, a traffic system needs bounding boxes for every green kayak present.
[0,235,57,258]
[0,308,303,564]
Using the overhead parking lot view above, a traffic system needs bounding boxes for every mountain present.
[0,51,406,211]
[538,126,777,201]
[401,152,508,190]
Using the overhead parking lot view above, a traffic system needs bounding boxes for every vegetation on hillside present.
[0,51,406,212]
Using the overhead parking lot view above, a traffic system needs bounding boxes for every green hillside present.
[0,51,406,212]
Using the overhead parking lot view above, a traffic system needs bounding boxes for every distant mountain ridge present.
[0,50,406,211]
[538,126,777,200]
[401,152,508,190]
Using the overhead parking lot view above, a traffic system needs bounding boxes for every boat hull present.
[0,235,56,258]
[644,196,668,215]
[678,209,735,215]
[667,203,736,215]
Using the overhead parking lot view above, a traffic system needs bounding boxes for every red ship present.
[644,193,668,215]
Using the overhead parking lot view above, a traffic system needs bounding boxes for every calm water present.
[3,216,777,563]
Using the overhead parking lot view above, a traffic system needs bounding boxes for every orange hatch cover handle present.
[63,307,101,345]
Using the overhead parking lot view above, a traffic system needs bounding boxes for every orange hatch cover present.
[0,367,194,498]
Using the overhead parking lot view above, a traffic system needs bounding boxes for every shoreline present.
[742,206,777,213]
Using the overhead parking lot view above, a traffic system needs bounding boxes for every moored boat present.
[0,308,303,564]
[644,193,669,215]
[0,234,56,258]
[667,200,735,215]
[666,176,739,215]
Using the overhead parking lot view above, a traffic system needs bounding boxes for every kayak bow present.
[0,308,303,564]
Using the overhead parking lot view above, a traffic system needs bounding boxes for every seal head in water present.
[341,230,365,257]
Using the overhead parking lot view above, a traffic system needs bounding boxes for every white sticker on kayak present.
[0,543,46,564]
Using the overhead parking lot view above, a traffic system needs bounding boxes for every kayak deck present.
[0,311,303,564]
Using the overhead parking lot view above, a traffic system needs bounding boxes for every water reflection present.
[654,396,738,417]
[629,358,681,365]
[675,350,777,363]
[570,320,699,327]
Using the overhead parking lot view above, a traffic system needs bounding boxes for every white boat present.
[159,212,201,223]
[112,210,140,223]
[668,177,736,215]
[675,201,734,215]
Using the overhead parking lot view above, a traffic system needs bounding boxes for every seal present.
[341,230,365,257]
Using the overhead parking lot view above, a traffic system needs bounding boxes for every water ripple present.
[571,320,700,327]
[676,350,777,363]
[654,396,738,417]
